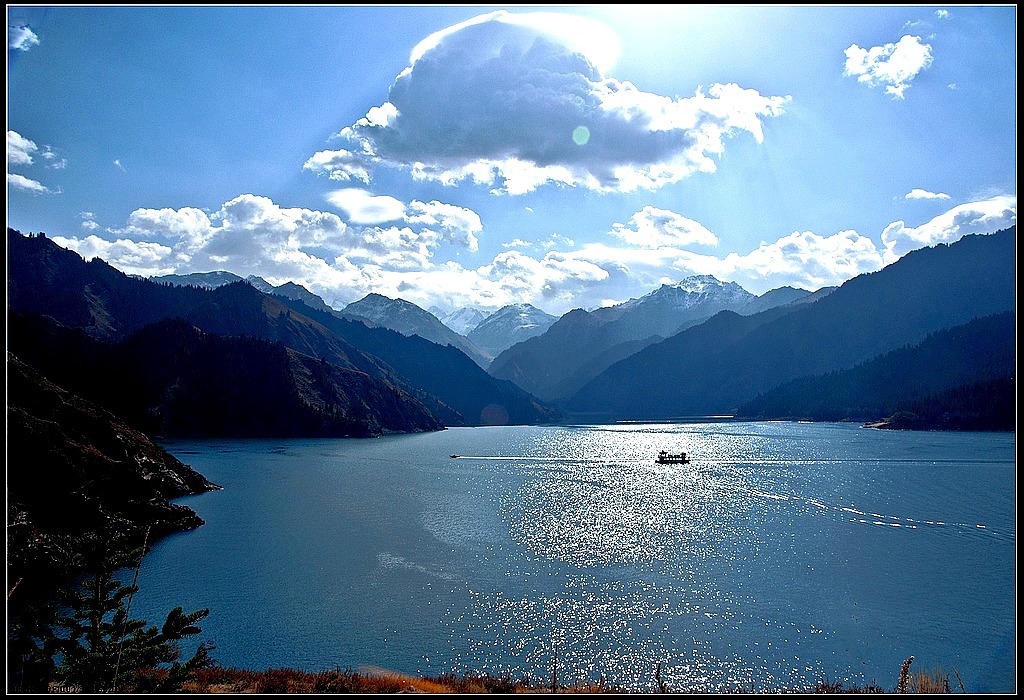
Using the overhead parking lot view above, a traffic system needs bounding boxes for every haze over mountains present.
[340,293,491,367]
[488,275,828,401]
[434,306,489,336]
[466,304,558,358]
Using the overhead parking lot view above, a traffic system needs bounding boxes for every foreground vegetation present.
[172,659,963,694]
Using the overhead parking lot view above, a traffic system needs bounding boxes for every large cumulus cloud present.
[333,11,789,194]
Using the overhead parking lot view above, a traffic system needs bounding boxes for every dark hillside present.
[8,314,444,438]
[274,298,561,426]
[737,311,1016,425]
[568,229,1016,419]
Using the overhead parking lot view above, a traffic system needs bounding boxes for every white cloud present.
[40,146,67,169]
[881,195,1016,261]
[405,200,482,251]
[303,149,372,183]
[477,248,613,308]
[610,206,719,248]
[51,235,175,276]
[326,188,406,224]
[844,35,933,98]
[905,188,950,200]
[57,190,1013,319]
[62,195,359,289]
[79,212,100,230]
[671,230,887,293]
[935,10,950,19]
[121,206,217,255]
[57,193,484,307]
[541,233,575,249]
[409,10,621,76]
[335,10,788,194]
[502,238,532,249]
[326,188,482,254]
[8,24,39,51]
[8,130,37,165]
[8,172,54,194]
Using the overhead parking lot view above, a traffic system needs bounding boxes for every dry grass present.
[178,658,963,694]
[911,667,953,694]
[181,666,623,694]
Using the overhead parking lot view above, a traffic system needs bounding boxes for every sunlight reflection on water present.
[138,423,1015,693]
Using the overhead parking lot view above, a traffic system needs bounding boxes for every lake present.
[131,422,1016,692]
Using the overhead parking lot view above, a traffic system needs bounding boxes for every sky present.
[6,5,1017,316]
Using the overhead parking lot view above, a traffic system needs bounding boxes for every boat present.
[656,450,690,465]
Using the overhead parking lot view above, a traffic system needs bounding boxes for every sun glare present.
[410,10,621,75]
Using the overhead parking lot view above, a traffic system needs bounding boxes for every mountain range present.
[466,303,558,358]
[154,270,336,313]
[7,351,219,539]
[8,313,445,438]
[564,228,1016,422]
[488,275,826,401]
[154,274,555,367]
[8,229,558,431]
[434,306,489,335]
[8,225,1015,435]
[736,310,1015,429]
[340,293,491,367]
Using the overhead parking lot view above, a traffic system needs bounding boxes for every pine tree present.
[53,527,213,692]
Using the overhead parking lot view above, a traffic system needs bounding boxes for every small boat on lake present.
[656,450,690,465]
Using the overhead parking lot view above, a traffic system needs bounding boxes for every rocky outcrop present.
[7,352,220,539]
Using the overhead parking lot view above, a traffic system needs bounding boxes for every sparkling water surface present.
[132,422,1016,692]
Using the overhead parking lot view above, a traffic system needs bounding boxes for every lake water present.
[131,422,1016,692]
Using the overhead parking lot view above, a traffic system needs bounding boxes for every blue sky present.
[7,5,1016,315]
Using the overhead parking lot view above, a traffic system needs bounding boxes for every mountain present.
[566,228,1016,420]
[8,313,445,438]
[737,311,1015,427]
[264,280,336,313]
[436,306,489,335]
[342,293,490,366]
[272,296,562,426]
[744,285,825,313]
[8,228,556,428]
[153,270,337,313]
[467,303,558,358]
[152,270,243,289]
[488,275,816,401]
